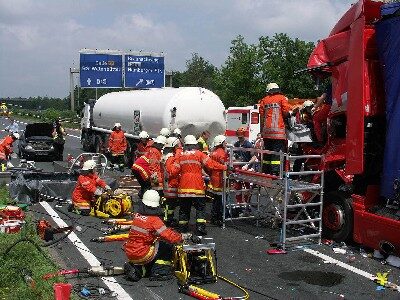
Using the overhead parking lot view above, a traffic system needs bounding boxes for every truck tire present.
[322,191,353,242]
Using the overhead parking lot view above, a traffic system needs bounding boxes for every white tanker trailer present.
[80,87,226,163]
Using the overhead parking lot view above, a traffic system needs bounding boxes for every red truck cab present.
[306,0,400,254]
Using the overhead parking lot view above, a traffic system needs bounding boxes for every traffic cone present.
[53,283,72,300]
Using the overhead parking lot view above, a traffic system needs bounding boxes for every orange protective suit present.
[72,173,106,209]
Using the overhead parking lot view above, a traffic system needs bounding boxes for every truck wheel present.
[322,191,353,242]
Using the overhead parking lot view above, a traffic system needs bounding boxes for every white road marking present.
[303,248,375,280]
[40,202,134,300]
[67,134,80,139]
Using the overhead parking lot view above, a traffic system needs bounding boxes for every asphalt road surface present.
[2,116,400,300]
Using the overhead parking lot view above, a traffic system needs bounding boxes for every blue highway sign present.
[125,55,164,88]
[80,53,123,88]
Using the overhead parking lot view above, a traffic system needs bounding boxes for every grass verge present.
[0,185,65,300]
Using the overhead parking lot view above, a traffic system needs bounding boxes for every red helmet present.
[236,127,246,137]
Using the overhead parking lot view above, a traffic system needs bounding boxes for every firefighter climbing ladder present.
[222,147,324,250]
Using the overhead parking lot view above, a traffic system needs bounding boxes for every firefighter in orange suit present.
[172,135,227,235]
[72,160,111,215]
[135,131,153,159]
[0,132,19,171]
[258,83,290,175]
[208,135,228,227]
[162,136,182,226]
[146,135,166,193]
[123,190,196,281]
[108,123,127,172]
[132,135,166,198]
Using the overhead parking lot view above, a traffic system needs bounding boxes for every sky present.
[0,0,354,98]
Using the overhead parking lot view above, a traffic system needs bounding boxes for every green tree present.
[215,35,263,107]
[258,33,317,99]
[174,53,217,90]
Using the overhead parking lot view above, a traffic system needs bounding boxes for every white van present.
[225,105,260,145]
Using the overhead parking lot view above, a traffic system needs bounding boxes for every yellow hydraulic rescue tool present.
[90,191,132,218]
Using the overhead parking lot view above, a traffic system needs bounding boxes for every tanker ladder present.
[222,147,324,250]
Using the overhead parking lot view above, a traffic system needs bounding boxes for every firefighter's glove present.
[94,188,103,196]
[191,235,202,244]
[104,185,111,191]
[150,173,159,184]
[181,233,192,242]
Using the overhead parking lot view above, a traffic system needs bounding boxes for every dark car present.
[18,122,56,160]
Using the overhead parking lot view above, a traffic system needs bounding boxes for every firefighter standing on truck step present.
[123,190,199,282]
[162,136,182,226]
[258,83,290,175]
[0,132,19,171]
[108,123,127,172]
[71,160,111,216]
[171,135,227,235]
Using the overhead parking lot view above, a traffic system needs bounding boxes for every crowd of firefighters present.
[68,81,331,281]
[0,81,330,282]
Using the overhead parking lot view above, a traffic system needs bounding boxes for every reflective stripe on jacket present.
[146,147,163,186]
[72,173,106,208]
[0,136,14,160]
[175,150,227,197]
[108,130,127,155]
[163,154,179,198]
[258,94,290,140]
[124,213,182,264]
[208,147,227,195]
[131,155,151,180]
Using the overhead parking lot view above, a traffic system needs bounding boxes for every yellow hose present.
[217,275,250,300]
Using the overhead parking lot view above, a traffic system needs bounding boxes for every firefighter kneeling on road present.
[72,160,111,216]
[108,123,127,172]
[124,190,199,281]
[173,135,227,235]
[0,132,19,171]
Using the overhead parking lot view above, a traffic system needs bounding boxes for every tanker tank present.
[92,87,226,138]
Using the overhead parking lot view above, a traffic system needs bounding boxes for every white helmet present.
[173,128,182,136]
[165,137,180,148]
[139,131,149,139]
[184,135,198,145]
[302,100,314,108]
[114,123,121,128]
[82,160,97,171]
[213,135,226,147]
[266,82,280,93]
[154,135,167,145]
[160,128,171,137]
[142,190,160,208]
[12,132,20,140]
